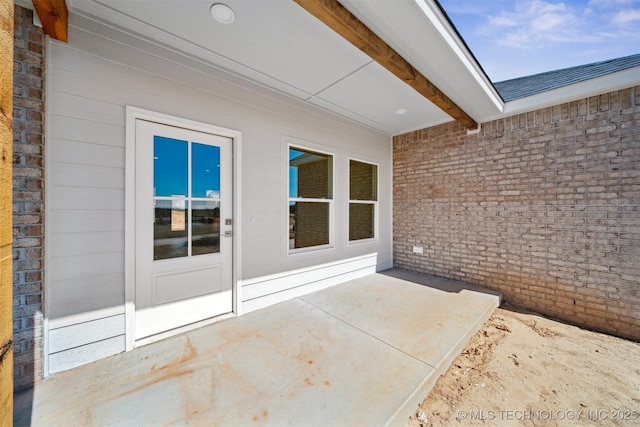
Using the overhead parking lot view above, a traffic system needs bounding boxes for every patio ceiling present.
[26,0,506,135]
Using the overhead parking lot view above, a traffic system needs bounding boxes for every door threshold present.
[134,311,236,348]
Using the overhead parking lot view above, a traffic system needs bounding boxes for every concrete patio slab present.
[15,269,500,426]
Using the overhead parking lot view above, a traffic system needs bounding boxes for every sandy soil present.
[409,305,640,427]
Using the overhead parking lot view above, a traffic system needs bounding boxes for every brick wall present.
[393,86,639,340]
[12,6,45,389]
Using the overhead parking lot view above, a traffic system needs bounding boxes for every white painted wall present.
[45,15,392,373]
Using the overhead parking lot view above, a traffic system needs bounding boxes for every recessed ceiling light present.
[210,3,236,24]
[395,108,408,115]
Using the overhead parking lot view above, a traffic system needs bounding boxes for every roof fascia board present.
[413,0,504,111]
[490,67,640,121]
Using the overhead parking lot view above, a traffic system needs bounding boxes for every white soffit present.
[63,0,483,134]
[310,61,452,134]
[68,0,371,99]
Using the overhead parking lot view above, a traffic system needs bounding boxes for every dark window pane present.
[350,160,377,201]
[349,203,375,241]
[192,143,221,199]
[289,201,330,249]
[191,200,220,256]
[154,199,188,260]
[289,147,332,199]
[154,136,187,197]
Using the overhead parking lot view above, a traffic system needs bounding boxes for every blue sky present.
[439,0,640,82]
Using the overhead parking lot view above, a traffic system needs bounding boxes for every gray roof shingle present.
[494,54,640,102]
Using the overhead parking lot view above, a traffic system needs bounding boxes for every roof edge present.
[415,0,503,110]
[488,66,640,121]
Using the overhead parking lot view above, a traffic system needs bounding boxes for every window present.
[289,147,333,251]
[153,136,221,260]
[349,159,377,241]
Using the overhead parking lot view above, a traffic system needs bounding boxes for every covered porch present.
[15,269,499,426]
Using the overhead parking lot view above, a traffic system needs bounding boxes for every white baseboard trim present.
[241,253,378,313]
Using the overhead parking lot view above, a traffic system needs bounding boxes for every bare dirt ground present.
[409,305,640,427]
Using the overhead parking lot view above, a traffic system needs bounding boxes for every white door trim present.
[125,106,242,351]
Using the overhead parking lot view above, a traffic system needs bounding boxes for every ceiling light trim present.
[210,3,236,24]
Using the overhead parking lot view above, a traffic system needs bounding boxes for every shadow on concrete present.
[380,268,503,298]
[13,387,33,427]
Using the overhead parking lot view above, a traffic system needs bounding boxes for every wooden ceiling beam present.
[293,0,478,130]
[32,0,68,43]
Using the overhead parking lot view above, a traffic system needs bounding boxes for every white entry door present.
[135,119,233,340]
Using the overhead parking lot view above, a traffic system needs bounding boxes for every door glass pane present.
[192,200,220,256]
[349,203,374,241]
[192,143,221,199]
[289,148,333,199]
[289,201,330,249]
[154,198,188,260]
[154,136,188,197]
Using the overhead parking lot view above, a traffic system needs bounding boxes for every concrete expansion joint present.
[297,295,437,370]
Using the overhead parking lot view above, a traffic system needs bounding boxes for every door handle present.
[224,230,233,237]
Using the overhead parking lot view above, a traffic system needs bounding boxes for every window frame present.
[287,143,335,254]
[348,157,378,244]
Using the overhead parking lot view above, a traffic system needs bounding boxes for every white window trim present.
[287,142,335,255]
[348,157,379,244]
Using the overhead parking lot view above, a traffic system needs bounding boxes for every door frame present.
[125,106,242,350]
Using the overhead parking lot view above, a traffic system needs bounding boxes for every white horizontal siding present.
[50,162,125,188]
[45,16,392,374]
[50,92,124,127]
[51,231,123,257]
[49,115,124,147]
[49,314,125,354]
[241,254,378,313]
[48,315,126,373]
[49,335,125,374]
[48,275,124,329]
[50,210,124,233]
[50,139,124,168]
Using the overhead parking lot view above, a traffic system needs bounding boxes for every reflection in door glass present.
[154,199,188,260]
[153,136,225,260]
[192,143,221,198]
[192,200,221,256]
[154,136,188,197]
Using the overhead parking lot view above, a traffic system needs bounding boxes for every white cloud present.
[522,0,567,14]
[531,11,573,31]
[439,0,640,81]
[479,1,581,49]
[611,9,640,23]
[588,0,638,6]
[474,0,640,49]
[487,15,520,28]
